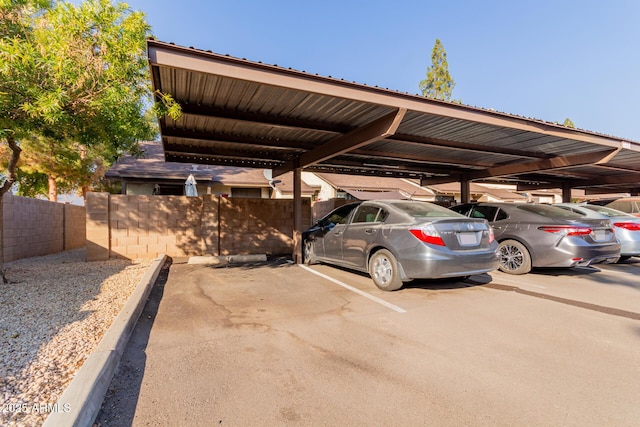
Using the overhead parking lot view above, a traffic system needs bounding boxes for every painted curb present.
[43,254,167,427]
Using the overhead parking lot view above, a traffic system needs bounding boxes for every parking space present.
[99,258,640,426]
[489,259,640,316]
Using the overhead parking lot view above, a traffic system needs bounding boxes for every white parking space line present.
[299,265,407,313]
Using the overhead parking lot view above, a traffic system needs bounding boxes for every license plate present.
[458,232,479,245]
[594,230,606,241]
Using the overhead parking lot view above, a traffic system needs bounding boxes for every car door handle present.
[364,229,375,234]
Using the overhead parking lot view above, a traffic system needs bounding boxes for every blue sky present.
[121,0,639,141]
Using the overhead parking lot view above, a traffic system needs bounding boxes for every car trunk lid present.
[557,218,616,243]
[411,218,493,250]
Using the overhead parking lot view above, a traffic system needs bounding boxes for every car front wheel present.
[369,249,403,291]
[303,239,317,265]
[498,240,532,275]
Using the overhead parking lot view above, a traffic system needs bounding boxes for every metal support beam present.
[273,108,407,178]
[467,149,619,180]
[460,176,471,203]
[517,181,565,191]
[292,167,303,264]
[562,182,572,203]
[178,103,350,134]
[421,174,463,186]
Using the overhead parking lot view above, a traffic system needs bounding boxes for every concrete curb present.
[188,254,267,265]
[43,254,168,427]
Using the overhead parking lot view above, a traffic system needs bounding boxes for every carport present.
[147,39,640,261]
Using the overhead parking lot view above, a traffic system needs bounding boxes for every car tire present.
[498,240,532,275]
[617,256,632,263]
[303,239,317,265]
[369,249,403,291]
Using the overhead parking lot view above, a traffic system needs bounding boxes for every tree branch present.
[1,135,22,195]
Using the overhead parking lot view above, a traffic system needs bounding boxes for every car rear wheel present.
[303,239,317,265]
[369,249,403,291]
[498,240,532,275]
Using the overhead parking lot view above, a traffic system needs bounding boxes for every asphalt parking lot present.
[97,257,640,426]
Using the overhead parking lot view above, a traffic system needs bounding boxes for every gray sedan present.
[302,200,499,291]
[554,203,640,261]
[451,202,621,275]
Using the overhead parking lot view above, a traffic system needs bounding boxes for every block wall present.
[86,193,311,261]
[64,204,87,250]
[1,194,86,263]
[219,197,311,256]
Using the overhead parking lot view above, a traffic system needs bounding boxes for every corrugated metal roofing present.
[148,39,640,196]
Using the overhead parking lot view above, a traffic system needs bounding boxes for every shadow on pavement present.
[404,273,493,290]
[308,260,493,291]
[94,258,172,427]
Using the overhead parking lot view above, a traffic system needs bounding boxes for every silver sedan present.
[302,200,499,291]
[451,202,621,274]
[554,203,640,261]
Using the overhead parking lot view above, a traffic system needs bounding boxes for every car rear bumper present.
[535,241,621,268]
[396,247,500,280]
[617,234,640,256]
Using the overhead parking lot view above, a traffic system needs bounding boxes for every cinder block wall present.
[108,194,219,259]
[64,204,87,250]
[1,194,86,263]
[86,193,311,260]
[219,197,310,256]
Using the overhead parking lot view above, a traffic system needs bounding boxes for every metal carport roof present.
[147,39,640,261]
[147,39,640,197]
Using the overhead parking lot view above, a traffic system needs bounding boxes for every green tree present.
[419,38,455,101]
[0,0,179,282]
[563,118,575,128]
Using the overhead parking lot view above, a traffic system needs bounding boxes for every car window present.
[470,206,498,221]
[495,208,508,221]
[450,205,470,216]
[584,205,635,218]
[393,201,462,218]
[555,206,574,213]
[324,204,357,225]
[606,200,640,214]
[517,204,582,219]
[557,206,590,215]
[353,206,382,223]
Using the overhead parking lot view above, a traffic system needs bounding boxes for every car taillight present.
[487,226,495,244]
[409,224,445,246]
[613,222,640,231]
[538,225,592,236]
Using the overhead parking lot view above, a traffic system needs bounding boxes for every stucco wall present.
[86,193,311,260]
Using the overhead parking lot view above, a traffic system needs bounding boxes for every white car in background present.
[554,203,640,261]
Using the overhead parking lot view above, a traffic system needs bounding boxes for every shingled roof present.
[107,141,270,185]
[106,141,317,193]
[313,172,434,199]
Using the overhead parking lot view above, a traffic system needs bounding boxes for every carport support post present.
[293,167,303,263]
[460,177,471,204]
[562,182,572,203]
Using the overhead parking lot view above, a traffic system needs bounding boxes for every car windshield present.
[584,205,635,218]
[517,204,583,219]
[392,201,463,218]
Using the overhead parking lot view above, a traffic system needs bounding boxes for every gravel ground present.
[0,249,153,426]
